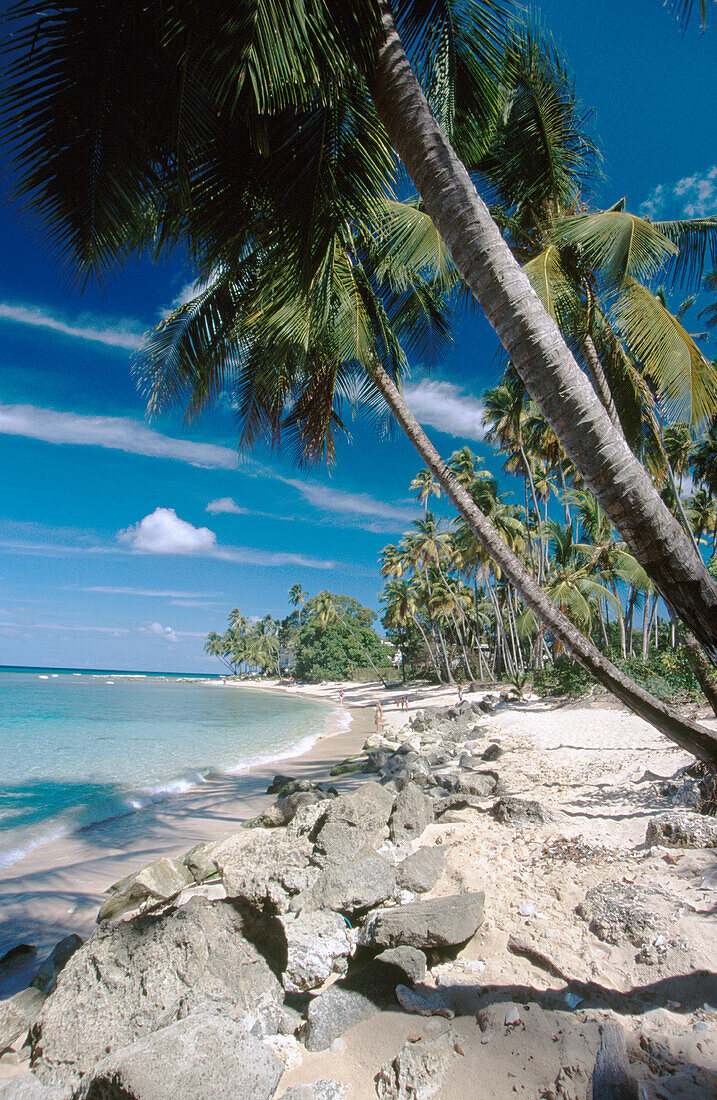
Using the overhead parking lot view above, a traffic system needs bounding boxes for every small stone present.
[519,902,535,917]
[375,1031,455,1100]
[395,983,454,1018]
[505,1005,521,1026]
[646,811,717,849]
[375,947,427,985]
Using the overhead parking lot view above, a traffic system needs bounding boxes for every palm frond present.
[611,278,717,425]
[651,216,717,291]
[554,210,678,289]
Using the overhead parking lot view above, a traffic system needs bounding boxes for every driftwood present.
[591,1022,640,1100]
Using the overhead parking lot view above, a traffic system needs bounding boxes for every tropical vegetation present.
[3,1,717,762]
[204,590,394,684]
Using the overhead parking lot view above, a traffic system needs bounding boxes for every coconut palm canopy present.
[0,0,716,713]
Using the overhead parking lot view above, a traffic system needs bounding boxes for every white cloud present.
[640,165,717,219]
[118,508,217,554]
[0,404,239,469]
[404,379,486,442]
[0,302,144,349]
[141,621,179,643]
[79,586,218,598]
[211,546,335,569]
[280,476,415,525]
[206,497,249,514]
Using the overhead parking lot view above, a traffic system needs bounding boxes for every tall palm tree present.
[4,2,717,656]
[204,631,234,674]
[4,5,717,759]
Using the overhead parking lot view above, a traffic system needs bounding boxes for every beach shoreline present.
[0,681,382,961]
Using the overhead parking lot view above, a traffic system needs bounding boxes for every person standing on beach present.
[374,701,383,732]
[339,689,345,706]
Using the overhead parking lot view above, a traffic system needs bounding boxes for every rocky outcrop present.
[299,853,396,916]
[280,910,353,993]
[0,1079,69,1099]
[310,784,395,867]
[72,1012,283,1100]
[577,882,680,946]
[388,784,434,842]
[357,893,485,951]
[279,1082,348,1100]
[30,898,283,1089]
[395,848,445,895]
[304,960,403,1052]
[215,830,317,912]
[491,796,551,826]
[98,857,195,921]
[645,811,717,848]
[375,1031,456,1099]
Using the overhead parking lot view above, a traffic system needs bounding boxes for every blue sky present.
[1,1,715,672]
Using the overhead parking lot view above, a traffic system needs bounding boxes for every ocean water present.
[0,670,341,871]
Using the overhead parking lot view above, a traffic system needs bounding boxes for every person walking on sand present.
[457,682,464,703]
[374,700,383,733]
[339,689,345,706]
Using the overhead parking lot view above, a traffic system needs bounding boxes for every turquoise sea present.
[0,668,338,871]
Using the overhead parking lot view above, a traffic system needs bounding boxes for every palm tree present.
[4,3,717,656]
[204,631,234,674]
[4,3,717,760]
[313,592,391,687]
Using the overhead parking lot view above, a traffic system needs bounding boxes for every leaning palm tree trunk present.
[369,359,717,766]
[370,7,717,662]
[333,608,390,688]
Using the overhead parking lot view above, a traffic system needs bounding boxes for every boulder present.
[280,910,353,993]
[374,947,427,985]
[491,796,551,826]
[329,755,368,777]
[577,882,679,946]
[279,1082,348,1100]
[645,811,717,849]
[481,742,503,762]
[215,830,317,912]
[455,772,498,798]
[304,960,402,1052]
[0,988,46,1052]
[388,784,434,843]
[395,983,454,1018]
[300,854,396,916]
[182,842,219,883]
[98,858,194,921]
[248,790,327,829]
[267,773,295,794]
[375,1031,455,1100]
[311,784,395,867]
[395,848,445,895]
[30,898,283,1089]
[72,1012,283,1100]
[0,1079,69,1099]
[357,893,485,952]
[381,754,431,786]
[31,937,82,997]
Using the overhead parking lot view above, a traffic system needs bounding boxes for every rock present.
[374,947,427,985]
[329,755,368,777]
[300,854,396,915]
[30,898,283,1088]
[183,843,219,883]
[263,1033,303,1071]
[0,1079,69,1099]
[375,1031,455,1100]
[504,1005,521,1026]
[311,783,395,867]
[481,742,503,761]
[456,771,498,798]
[304,960,401,1052]
[389,784,434,843]
[577,882,679,946]
[280,910,353,993]
[491,796,551,826]
[381,754,431,786]
[249,789,326,829]
[73,1012,282,1100]
[98,858,194,920]
[0,988,46,1052]
[30,937,82,997]
[432,792,485,818]
[395,984,454,1018]
[395,848,445,895]
[357,892,485,951]
[215,830,316,912]
[267,773,295,794]
[645,811,717,848]
[279,1082,348,1100]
